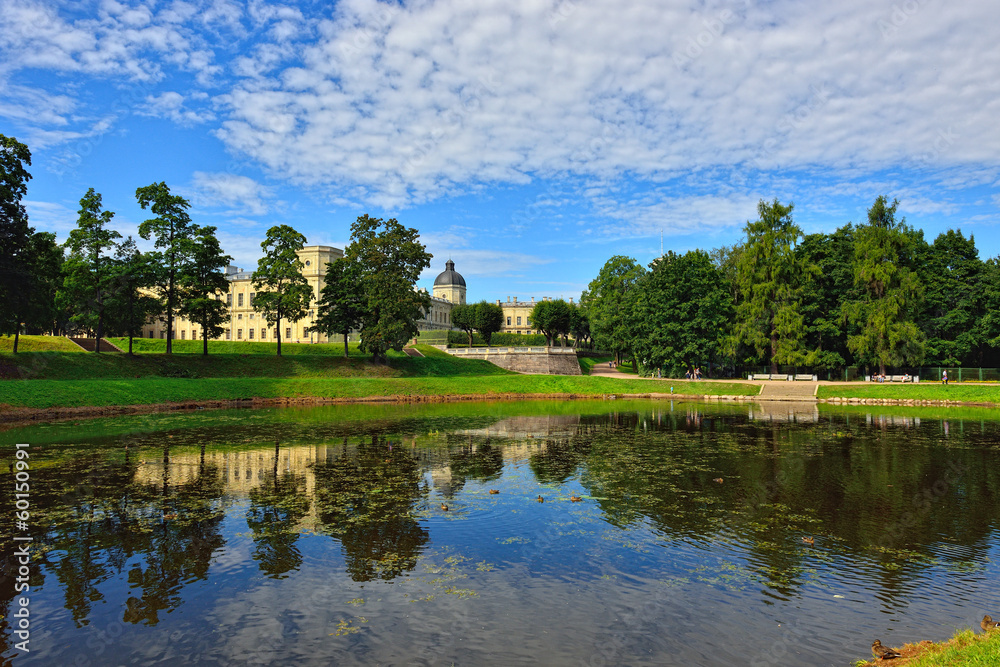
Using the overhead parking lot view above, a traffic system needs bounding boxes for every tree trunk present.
[468,331,473,347]
[166,278,173,354]
[128,334,134,355]
[343,331,349,358]
[276,314,282,356]
[13,327,20,354]
[95,310,103,354]
[770,330,778,375]
[203,330,209,356]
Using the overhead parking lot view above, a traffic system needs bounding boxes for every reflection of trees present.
[448,437,504,487]
[528,437,589,484]
[313,435,429,582]
[121,444,227,625]
[246,442,311,578]
[573,410,1000,602]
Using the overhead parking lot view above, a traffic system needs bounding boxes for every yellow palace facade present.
[141,246,468,343]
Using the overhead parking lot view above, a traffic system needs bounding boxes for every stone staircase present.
[757,380,818,401]
[67,337,122,353]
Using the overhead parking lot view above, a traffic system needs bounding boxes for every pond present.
[2,399,999,666]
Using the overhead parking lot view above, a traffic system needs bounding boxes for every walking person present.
[942,370,948,385]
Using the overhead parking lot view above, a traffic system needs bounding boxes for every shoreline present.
[4,389,1000,428]
[0,391,758,428]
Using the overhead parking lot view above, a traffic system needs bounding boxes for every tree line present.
[0,134,432,360]
[582,196,1000,376]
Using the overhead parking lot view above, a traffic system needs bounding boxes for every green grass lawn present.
[106,337,360,356]
[0,335,84,353]
[818,382,1000,403]
[854,628,1000,666]
[0,343,510,381]
[0,375,757,410]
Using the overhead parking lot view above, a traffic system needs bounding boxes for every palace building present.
[141,248,469,342]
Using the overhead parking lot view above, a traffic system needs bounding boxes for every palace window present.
[527,317,532,326]
[226,330,231,340]
[249,314,254,320]
[249,292,255,306]
[249,329,255,339]
[226,293,232,305]
[506,317,511,326]
[517,316,521,325]
[263,329,268,339]
[149,331,154,338]
[286,327,291,339]
[238,293,244,307]
[237,329,243,340]
[238,313,242,320]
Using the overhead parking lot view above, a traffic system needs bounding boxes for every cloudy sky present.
[3,0,999,301]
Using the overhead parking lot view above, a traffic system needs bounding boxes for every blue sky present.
[3,0,999,303]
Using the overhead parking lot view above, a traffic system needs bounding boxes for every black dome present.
[433,259,466,287]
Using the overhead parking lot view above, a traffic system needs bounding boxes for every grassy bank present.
[818,383,1000,403]
[0,375,756,410]
[0,335,84,353]
[854,628,1000,666]
[0,343,511,380]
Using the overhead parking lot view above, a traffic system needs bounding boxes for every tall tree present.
[529,299,572,346]
[106,237,160,355]
[795,226,857,372]
[346,215,432,363]
[730,199,815,374]
[18,232,64,340]
[61,188,121,350]
[569,305,590,349]
[252,225,312,356]
[630,250,733,375]
[179,226,232,356]
[0,134,33,349]
[311,258,365,357]
[584,256,646,362]
[450,303,477,347]
[920,229,984,365]
[136,182,196,354]
[473,301,504,346]
[843,195,925,375]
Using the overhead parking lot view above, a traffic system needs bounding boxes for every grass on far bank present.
[578,356,613,375]
[854,628,1000,667]
[0,335,84,353]
[818,382,1000,403]
[0,341,512,381]
[0,375,757,410]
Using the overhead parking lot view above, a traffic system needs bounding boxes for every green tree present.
[0,134,34,348]
[136,182,196,354]
[569,305,590,348]
[843,195,925,375]
[179,226,232,356]
[311,258,366,357]
[252,225,313,357]
[919,229,984,365]
[529,299,572,346]
[730,199,816,374]
[450,303,476,347]
[346,215,432,362]
[584,256,646,362]
[473,300,504,345]
[60,188,122,349]
[19,232,63,338]
[795,226,857,372]
[630,250,733,376]
[105,237,160,355]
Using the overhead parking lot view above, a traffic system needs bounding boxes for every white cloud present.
[190,171,276,216]
[139,91,215,125]
[208,0,1000,218]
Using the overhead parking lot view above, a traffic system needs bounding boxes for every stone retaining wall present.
[446,346,581,375]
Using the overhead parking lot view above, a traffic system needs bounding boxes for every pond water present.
[2,399,999,666]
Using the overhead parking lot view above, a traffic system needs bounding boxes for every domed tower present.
[433,259,466,304]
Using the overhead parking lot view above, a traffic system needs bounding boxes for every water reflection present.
[2,401,999,665]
